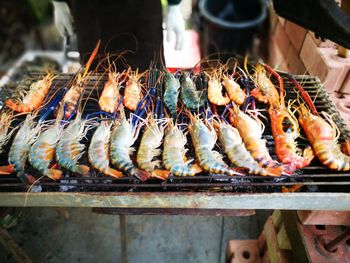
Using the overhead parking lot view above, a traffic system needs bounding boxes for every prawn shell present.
[298,105,350,171]
[163,124,199,176]
[180,75,206,110]
[110,118,141,177]
[163,72,180,118]
[137,118,164,172]
[5,72,54,112]
[189,118,238,176]
[207,79,230,106]
[99,75,120,113]
[123,77,142,111]
[29,126,61,176]
[8,115,41,181]
[56,117,89,174]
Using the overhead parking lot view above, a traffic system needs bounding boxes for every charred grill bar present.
[0,73,350,210]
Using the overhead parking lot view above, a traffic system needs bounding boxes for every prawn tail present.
[281,164,296,176]
[105,167,123,179]
[5,99,32,113]
[341,140,350,156]
[0,164,14,175]
[301,146,315,166]
[18,173,36,184]
[75,164,90,175]
[151,169,171,180]
[134,168,151,182]
[264,166,282,177]
[46,168,63,180]
[190,163,203,174]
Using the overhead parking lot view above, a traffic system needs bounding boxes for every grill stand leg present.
[54,207,70,220]
[119,215,128,263]
[0,227,32,263]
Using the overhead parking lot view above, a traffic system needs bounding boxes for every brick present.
[272,21,290,54]
[284,21,307,53]
[307,31,335,48]
[226,240,262,263]
[340,70,350,94]
[297,223,350,263]
[285,44,307,74]
[261,252,271,263]
[268,3,279,34]
[334,99,350,123]
[320,48,350,92]
[328,92,350,124]
[300,33,328,80]
[268,37,288,72]
[298,210,350,225]
[278,16,285,26]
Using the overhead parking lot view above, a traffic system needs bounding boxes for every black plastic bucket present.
[199,0,267,60]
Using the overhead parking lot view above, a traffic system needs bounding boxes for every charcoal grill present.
[0,72,350,211]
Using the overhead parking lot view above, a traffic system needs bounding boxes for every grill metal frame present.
[1,73,350,210]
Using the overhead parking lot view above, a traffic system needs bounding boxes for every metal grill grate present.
[0,73,350,194]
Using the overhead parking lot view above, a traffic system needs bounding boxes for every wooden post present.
[0,227,32,263]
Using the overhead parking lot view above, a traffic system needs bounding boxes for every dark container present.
[199,0,267,61]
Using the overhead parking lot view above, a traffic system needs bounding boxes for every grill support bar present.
[1,192,350,210]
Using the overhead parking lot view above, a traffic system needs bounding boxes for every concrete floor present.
[0,208,271,263]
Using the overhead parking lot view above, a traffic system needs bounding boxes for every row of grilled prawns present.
[1,55,349,182]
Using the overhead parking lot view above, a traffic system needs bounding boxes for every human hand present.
[53,1,74,37]
[166,5,185,50]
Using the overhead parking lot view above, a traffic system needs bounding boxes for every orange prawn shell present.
[123,76,142,111]
[298,105,350,171]
[253,64,280,105]
[269,105,314,168]
[207,78,231,106]
[298,105,336,144]
[5,72,55,112]
[222,77,246,105]
[99,73,120,113]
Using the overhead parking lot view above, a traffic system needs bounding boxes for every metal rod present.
[324,227,350,252]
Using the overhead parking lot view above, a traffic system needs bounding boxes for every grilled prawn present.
[189,114,240,176]
[298,104,350,171]
[163,71,180,119]
[110,115,150,181]
[88,121,123,178]
[29,121,63,180]
[99,72,122,113]
[180,72,206,110]
[61,40,100,119]
[222,76,246,105]
[215,119,280,176]
[5,72,55,113]
[206,71,231,106]
[9,114,42,182]
[123,70,143,111]
[229,104,282,170]
[136,115,169,179]
[252,64,314,169]
[0,112,15,155]
[163,120,202,176]
[56,113,90,175]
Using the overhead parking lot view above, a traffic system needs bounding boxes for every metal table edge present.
[0,192,349,210]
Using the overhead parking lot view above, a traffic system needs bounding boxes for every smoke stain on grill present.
[0,73,350,193]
